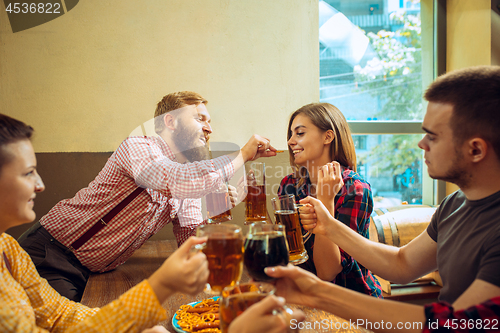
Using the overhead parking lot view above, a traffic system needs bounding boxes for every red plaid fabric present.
[40,136,234,272]
[423,296,500,332]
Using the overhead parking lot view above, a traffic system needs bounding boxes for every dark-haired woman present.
[278,103,382,297]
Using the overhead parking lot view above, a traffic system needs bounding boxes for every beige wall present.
[446,0,491,70]
[0,0,318,153]
[445,0,493,195]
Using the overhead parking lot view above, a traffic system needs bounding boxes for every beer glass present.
[271,194,312,265]
[206,182,232,223]
[196,224,244,294]
[219,282,276,333]
[244,223,289,281]
[244,162,267,223]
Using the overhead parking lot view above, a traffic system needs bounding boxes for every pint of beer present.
[206,182,232,223]
[196,224,244,294]
[219,282,275,333]
[244,162,267,223]
[272,194,311,265]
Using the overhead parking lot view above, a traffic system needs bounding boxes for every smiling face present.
[418,102,470,186]
[0,139,45,233]
[287,114,332,169]
[172,103,212,161]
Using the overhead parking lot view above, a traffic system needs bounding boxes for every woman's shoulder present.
[278,173,299,196]
[279,173,297,185]
[1,233,27,267]
[1,233,18,250]
[342,168,370,188]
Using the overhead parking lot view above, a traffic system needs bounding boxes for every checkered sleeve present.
[177,199,203,228]
[0,302,49,333]
[3,235,167,332]
[2,234,98,332]
[423,296,500,332]
[116,137,235,199]
[67,281,167,333]
[174,198,207,245]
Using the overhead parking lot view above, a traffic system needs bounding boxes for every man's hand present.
[227,184,238,208]
[147,237,209,303]
[297,196,336,236]
[240,134,277,162]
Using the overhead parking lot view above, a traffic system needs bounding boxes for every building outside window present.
[319,0,432,208]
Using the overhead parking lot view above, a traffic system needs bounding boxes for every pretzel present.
[175,298,221,333]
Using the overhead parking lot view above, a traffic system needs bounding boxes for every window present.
[319,0,434,207]
[353,135,367,150]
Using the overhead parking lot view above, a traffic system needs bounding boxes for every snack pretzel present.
[175,298,221,333]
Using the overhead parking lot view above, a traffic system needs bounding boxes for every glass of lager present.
[271,194,311,264]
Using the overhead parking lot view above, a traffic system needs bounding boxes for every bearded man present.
[18,91,277,301]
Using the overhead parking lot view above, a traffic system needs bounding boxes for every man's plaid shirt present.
[423,296,500,332]
[41,136,234,272]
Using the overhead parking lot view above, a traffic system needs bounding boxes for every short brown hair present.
[154,91,207,134]
[424,66,500,157]
[0,114,34,172]
[287,103,357,185]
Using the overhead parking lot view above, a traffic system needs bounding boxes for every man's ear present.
[163,113,176,131]
[324,130,335,145]
[468,137,488,163]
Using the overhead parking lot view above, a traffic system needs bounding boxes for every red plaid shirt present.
[40,136,234,272]
[423,296,500,332]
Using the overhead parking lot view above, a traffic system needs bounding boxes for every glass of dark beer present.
[196,223,244,294]
[244,162,267,223]
[271,194,312,265]
[244,223,289,281]
[206,182,233,223]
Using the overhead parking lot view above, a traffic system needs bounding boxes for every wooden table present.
[81,240,370,333]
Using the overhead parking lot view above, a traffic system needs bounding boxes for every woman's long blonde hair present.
[287,103,357,185]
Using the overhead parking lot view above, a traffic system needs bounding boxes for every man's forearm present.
[312,235,342,281]
[323,218,414,283]
[228,150,245,173]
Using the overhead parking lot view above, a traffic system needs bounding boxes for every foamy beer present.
[196,224,244,294]
[272,194,312,265]
[219,282,276,333]
[206,182,232,223]
[244,162,267,223]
